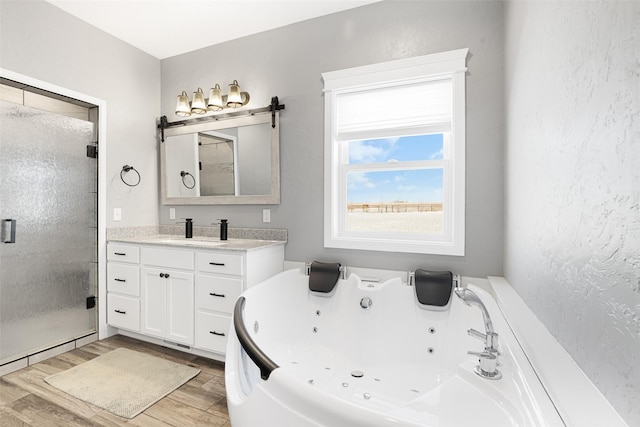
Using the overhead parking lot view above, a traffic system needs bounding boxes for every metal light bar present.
[158,96,285,142]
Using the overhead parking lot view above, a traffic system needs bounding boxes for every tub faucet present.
[455,286,499,353]
[456,285,501,379]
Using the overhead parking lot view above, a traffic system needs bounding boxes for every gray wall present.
[0,0,161,229]
[504,2,640,425]
[161,1,505,278]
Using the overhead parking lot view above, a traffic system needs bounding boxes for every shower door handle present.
[2,219,16,243]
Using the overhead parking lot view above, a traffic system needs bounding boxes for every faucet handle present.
[468,328,499,353]
[467,350,496,360]
[468,328,486,341]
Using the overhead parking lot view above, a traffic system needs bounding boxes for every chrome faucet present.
[455,284,501,379]
[455,286,494,332]
[455,286,498,352]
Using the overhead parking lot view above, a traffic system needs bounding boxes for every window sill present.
[324,235,464,256]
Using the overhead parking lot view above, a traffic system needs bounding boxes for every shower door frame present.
[0,68,109,349]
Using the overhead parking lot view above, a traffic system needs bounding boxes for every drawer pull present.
[210,331,226,336]
[114,252,127,256]
[114,278,126,283]
[114,309,127,314]
[209,262,225,266]
[209,292,226,298]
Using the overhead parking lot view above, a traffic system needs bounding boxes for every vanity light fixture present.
[191,88,207,114]
[175,91,191,117]
[159,96,285,142]
[175,80,250,117]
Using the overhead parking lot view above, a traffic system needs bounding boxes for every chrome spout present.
[455,287,494,334]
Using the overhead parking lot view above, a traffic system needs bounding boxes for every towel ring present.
[180,171,195,189]
[120,165,141,187]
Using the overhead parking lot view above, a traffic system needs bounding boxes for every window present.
[322,49,468,255]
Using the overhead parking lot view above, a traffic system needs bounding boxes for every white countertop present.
[108,234,286,252]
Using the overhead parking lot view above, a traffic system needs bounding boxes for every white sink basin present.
[154,238,227,247]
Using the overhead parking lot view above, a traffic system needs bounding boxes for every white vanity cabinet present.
[194,251,245,353]
[194,246,285,355]
[106,244,141,332]
[141,267,194,346]
[106,239,284,361]
[139,246,195,346]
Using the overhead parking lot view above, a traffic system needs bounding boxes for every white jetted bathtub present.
[225,267,565,427]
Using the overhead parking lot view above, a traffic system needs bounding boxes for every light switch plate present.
[113,208,122,221]
[169,208,176,220]
[262,209,271,223]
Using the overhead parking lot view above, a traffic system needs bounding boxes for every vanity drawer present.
[107,263,140,296]
[196,275,242,313]
[195,312,231,353]
[141,246,194,270]
[196,252,243,276]
[107,244,140,264]
[107,294,140,332]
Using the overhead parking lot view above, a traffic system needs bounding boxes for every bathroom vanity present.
[106,235,284,361]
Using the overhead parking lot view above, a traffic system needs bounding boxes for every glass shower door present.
[0,99,97,365]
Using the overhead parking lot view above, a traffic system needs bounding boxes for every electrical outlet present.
[262,209,271,223]
[169,208,176,220]
[113,208,122,221]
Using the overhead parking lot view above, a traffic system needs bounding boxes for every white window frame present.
[322,49,468,256]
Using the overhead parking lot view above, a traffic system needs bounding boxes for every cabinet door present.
[167,270,194,345]
[141,267,168,339]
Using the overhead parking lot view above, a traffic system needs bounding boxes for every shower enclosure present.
[0,90,98,367]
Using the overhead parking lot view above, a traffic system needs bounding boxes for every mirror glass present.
[161,112,280,205]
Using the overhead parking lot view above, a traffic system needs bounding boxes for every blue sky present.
[347,134,444,203]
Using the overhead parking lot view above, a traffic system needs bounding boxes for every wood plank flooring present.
[0,335,231,426]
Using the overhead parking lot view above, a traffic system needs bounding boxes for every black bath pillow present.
[309,261,341,293]
[414,269,453,307]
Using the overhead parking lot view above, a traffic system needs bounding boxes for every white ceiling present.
[45,0,380,59]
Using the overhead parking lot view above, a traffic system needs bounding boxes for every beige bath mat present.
[44,347,200,418]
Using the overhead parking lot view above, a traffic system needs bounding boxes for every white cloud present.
[348,141,385,163]
[349,138,399,163]
[430,147,444,159]
[348,172,376,189]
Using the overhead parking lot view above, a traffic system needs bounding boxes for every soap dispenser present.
[219,219,228,241]
[185,218,193,238]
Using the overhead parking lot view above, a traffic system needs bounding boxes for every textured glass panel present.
[0,100,97,363]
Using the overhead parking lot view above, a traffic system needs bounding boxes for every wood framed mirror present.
[161,111,280,205]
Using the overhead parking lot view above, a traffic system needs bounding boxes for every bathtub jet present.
[225,267,564,427]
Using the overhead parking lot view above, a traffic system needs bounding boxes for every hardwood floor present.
[0,335,231,426]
